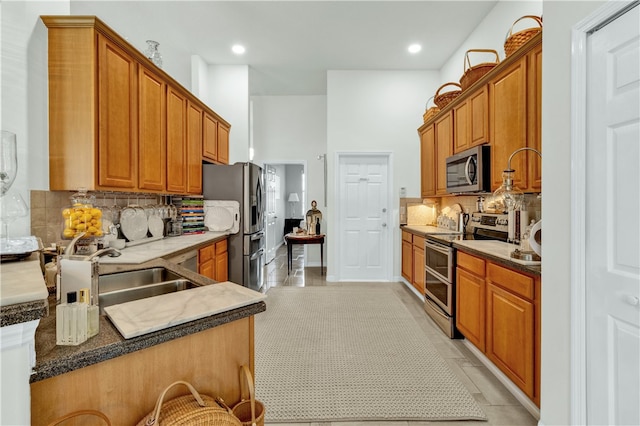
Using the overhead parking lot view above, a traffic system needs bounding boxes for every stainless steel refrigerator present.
[203,162,265,292]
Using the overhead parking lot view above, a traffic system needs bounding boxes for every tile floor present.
[261,244,538,426]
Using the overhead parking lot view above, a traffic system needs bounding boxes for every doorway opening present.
[263,162,306,265]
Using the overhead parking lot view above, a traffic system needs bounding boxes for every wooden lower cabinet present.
[456,267,486,351]
[412,236,425,294]
[456,250,540,405]
[198,239,229,281]
[30,318,254,426]
[402,236,413,282]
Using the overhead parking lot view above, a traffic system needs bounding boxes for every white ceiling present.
[71,1,498,96]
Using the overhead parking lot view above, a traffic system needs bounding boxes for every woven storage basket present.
[459,49,500,91]
[504,15,542,58]
[423,96,440,123]
[434,82,462,109]
[47,410,111,426]
[137,381,242,426]
[232,365,265,426]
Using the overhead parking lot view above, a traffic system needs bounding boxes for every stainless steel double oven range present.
[423,213,509,338]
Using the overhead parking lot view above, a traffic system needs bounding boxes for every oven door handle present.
[424,239,451,256]
[425,297,450,320]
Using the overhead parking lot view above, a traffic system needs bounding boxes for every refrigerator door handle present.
[251,231,265,241]
[250,248,265,261]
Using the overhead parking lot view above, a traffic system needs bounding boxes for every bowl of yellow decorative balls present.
[61,189,103,240]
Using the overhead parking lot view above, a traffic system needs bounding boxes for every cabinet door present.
[198,244,215,279]
[486,282,535,398]
[435,112,453,195]
[420,125,436,197]
[469,86,489,147]
[412,241,425,294]
[97,35,137,189]
[138,65,166,191]
[166,86,187,193]
[214,239,228,282]
[401,233,413,282]
[453,101,470,153]
[217,122,230,165]
[203,112,218,163]
[456,267,485,351]
[489,57,527,190]
[527,43,542,191]
[187,101,203,194]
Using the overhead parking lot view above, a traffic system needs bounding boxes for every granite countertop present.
[0,254,49,327]
[31,257,266,383]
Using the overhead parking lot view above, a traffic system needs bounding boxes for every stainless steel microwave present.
[445,145,490,194]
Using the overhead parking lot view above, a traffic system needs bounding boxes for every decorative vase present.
[144,40,163,68]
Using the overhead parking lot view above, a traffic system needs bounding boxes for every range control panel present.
[469,212,509,233]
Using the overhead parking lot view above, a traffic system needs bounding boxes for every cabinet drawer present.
[487,262,534,300]
[402,231,413,243]
[215,239,227,255]
[457,251,486,277]
[198,244,214,263]
[412,235,425,248]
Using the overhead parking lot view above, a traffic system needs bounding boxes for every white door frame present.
[570,2,639,424]
[334,151,394,282]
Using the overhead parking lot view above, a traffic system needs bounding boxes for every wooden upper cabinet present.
[489,56,527,191]
[166,86,187,193]
[97,34,138,189]
[187,101,203,194]
[435,112,453,195]
[217,122,230,165]
[454,86,488,154]
[419,124,436,198]
[203,112,218,163]
[527,43,543,191]
[138,65,166,191]
[43,16,232,194]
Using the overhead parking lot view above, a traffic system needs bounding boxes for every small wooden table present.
[284,233,325,275]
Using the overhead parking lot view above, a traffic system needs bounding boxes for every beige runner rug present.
[254,285,487,422]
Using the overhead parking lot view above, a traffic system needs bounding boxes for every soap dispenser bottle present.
[79,287,99,338]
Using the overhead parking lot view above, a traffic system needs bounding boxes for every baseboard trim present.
[462,340,541,420]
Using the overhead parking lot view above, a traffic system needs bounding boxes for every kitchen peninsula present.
[2,233,266,426]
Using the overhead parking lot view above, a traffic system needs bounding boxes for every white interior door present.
[337,154,391,281]
[585,5,640,425]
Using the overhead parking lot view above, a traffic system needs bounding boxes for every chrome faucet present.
[87,247,121,260]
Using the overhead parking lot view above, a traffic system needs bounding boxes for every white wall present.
[251,95,325,264]
[326,70,440,279]
[1,1,68,237]
[540,1,605,425]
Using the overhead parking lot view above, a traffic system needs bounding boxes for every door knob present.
[382,223,387,227]
[623,295,639,306]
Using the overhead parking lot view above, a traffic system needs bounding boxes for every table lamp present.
[288,193,300,218]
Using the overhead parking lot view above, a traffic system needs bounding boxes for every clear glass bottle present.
[144,40,163,68]
[80,287,99,338]
[56,291,87,345]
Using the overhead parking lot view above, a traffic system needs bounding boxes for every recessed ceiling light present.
[408,44,422,54]
[232,44,246,55]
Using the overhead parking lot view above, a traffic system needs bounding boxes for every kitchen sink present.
[98,268,199,313]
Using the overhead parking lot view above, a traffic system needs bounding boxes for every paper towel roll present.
[529,220,542,257]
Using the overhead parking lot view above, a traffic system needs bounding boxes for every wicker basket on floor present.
[504,15,542,58]
[459,49,500,91]
[423,96,440,123]
[434,82,462,109]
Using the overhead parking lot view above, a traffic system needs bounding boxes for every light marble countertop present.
[0,256,49,307]
[454,239,541,266]
[105,281,266,339]
[99,231,230,264]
